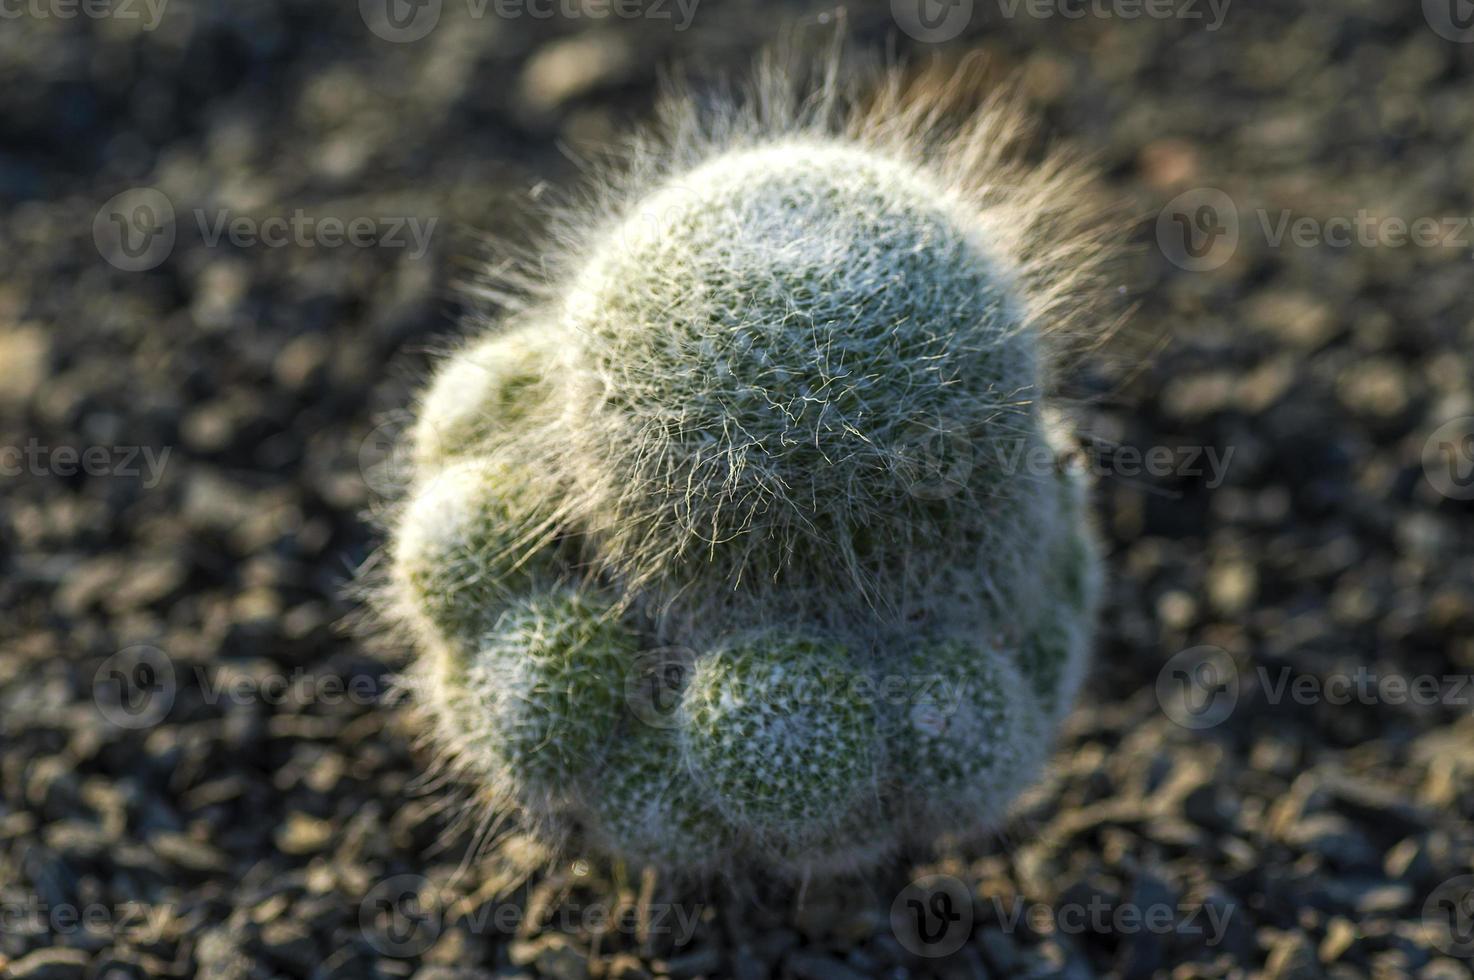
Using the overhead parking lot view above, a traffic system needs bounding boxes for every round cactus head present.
[678,635,879,840]
[411,324,555,472]
[389,456,562,644]
[373,52,1115,882]
[460,588,636,789]
[585,724,732,873]
[888,641,1047,835]
[563,141,1043,605]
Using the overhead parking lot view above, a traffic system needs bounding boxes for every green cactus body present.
[585,724,731,872]
[1011,427,1102,723]
[678,637,878,837]
[389,456,560,645]
[376,57,1113,879]
[888,642,1045,828]
[411,324,553,472]
[562,142,1040,608]
[460,589,635,788]
[1016,615,1083,723]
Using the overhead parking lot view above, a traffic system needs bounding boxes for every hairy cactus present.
[375,53,1114,880]
[679,636,879,841]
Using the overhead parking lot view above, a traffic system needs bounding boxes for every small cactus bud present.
[390,457,559,644]
[584,724,731,873]
[889,642,1046,829]
[411,324,554,472]
[678,636,878,838]
[449,589,636,796]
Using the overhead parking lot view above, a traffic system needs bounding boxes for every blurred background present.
[2,0,1473,977]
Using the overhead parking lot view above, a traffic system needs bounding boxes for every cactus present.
[888,640,1047,840]
[409,324,555,472]
[679,636,879,840]
[374,53,1113,880]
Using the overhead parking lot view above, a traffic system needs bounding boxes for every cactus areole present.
[376,58,1113,879]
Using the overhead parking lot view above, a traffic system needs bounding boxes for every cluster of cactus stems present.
[376,50,1114,880]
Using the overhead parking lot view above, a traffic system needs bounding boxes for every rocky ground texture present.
[2,0,1473,977]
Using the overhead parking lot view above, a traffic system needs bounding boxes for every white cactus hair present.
[371,31,1118,886]
[480,36,1119,628]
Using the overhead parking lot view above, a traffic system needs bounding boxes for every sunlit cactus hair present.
[369,35,1118,884]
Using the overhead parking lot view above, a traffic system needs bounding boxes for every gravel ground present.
[3,1,1474,977]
